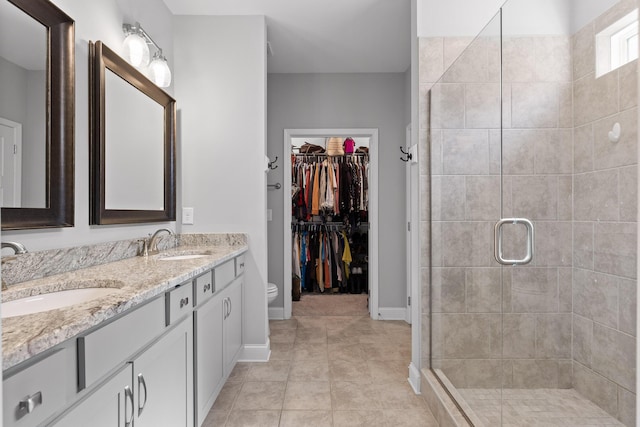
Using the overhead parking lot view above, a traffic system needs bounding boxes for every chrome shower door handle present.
[494,218,534,265]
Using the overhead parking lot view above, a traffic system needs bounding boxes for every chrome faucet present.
[1,241,28,255]
[148,228,174,254]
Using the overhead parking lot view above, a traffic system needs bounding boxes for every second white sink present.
[157,254,209,261]
[2,287,122,318]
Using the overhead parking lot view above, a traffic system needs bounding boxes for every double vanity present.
[2,233,247,427]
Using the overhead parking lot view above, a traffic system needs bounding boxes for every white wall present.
[267,73,407,310]
[23,70,46,208]
[174,15,268,349]
[4,0,176,250]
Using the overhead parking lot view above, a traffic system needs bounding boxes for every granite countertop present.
[2,241,247,371]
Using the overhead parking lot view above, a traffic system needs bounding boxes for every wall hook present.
[608,122,621,143]
[268,156,279,170]
[400,146,412,162]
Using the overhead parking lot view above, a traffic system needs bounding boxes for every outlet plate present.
[182,207,194,224]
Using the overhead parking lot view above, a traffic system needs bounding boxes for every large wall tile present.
[443,37,474,72]
[572,24,595,81]
[617,387,637,427]
[430,221,442,267]
[535,313,572,359]
[534,36,572,83]
[502,313,536,358]
[573,362,619,416]
[431,267,465,313]
[511,268,559,313]
[512,360,561,388]
[573,222,594,269]
[512,83,559,128]
[465,176,500,220]
[503,37,536,83]
[441,221,494,267]
[463,359,503,388]
[620,165,638,222]
[574,71,619,127]
[594,222,637,279]
[574,124,594,173]
[442,130,490,175]
[443,37,493,83]
[420,37,444,84]
[573,314,593,367]
[558,82,573,128]
[420,84,430,130]
[574,169,619,221]
[502,130,536,175]
[430,84,465,129]
[535,129,573,174]
[535,222,572,267]
[440,313,501,358]
[619,277,637,337]
[465,267,501,313]
[593,107,638,170]
[573,269,619,328]
[436,175,466,220]
[465,83,501,129]
[428,129,443,176]
[557,176,573,220]
[619,60,638,110]
[558,268,572,312]
[591,323,636,392]
[512,176,558,220]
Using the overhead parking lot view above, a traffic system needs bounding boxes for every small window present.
[596,9,638,77]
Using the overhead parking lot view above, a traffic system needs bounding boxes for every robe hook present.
[400,146,412,162]
[268,156,279,170]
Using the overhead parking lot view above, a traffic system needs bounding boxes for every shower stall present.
[423,0,637,425]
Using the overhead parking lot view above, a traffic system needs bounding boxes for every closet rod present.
[292,152,368,157]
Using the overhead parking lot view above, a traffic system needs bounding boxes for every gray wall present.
[267,72,407,310]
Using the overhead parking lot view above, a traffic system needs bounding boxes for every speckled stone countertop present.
[2,235,247,371]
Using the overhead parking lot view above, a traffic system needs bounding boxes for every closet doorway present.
[283,128,379,319]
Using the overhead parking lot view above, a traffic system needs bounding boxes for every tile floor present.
[203,315,438,426]
[459,388,625,426]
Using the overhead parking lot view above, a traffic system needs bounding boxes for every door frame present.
[0,117,22,207]
[283,128,379,320]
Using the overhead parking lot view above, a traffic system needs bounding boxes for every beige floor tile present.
[367,359,408,383]
[246,360,291,382]
[359,342,407,360]
[283,381,332,410]
[380,408,439,426]
[201,410,229,427]
[333,410,386,427]
[225,410,281,427]
[328,342,365,360]
[227,363,252,382]
[270,319,298,330]
[213,381,243,411]
[331,381,378,410]
[374,382,427,410]
[270,328,297,344]
[295,328,328,344]
[269,342,294,361]
[292,341,329,361]
[329,359,372,383]
[296,316,330,330]
[234,382,286,410]
[279,410,333,427]
[288,359,330,381]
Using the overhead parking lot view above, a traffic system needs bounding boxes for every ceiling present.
[161,0,411,74]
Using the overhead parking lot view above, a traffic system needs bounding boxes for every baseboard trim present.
[408,362,421,394]
[377,307,408,321]
[238,341,271,362]
[268,307,285,320]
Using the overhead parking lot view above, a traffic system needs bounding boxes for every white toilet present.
[267,283,279,305]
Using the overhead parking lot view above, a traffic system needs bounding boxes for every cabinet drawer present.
[235,255,245,276]
[214,260,235,291]
[194,271,213,306]
[165,282,193,326]
[4,349,70,427]
[78,297,165,390]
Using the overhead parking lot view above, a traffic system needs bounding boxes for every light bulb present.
[148,56,172,87]
[122,33,150,68]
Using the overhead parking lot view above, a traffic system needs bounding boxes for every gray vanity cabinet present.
[221,276,243,377]
[50,365,132,427]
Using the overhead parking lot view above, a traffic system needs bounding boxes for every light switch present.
[182,207,194,224]
[267,209,273,221]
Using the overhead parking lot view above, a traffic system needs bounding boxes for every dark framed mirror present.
[89,41,176,225]
[0,0,75,230]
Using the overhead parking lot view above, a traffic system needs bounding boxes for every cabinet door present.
[51,364,133,427]
[195,293,224,425]
[134,318,193,427]
[223,277,243,377]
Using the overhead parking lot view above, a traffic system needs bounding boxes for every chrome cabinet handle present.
[239,262,245,268]
[17,391,42,418]
[223,298,228,320]
[179,297,189,308]
[203,283,211,293]
[137,373,148,416]
[228,297,232,317]
[125,386,134,427]
[494,218,534,265]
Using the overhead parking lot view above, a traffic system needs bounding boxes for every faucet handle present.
[138,239,149,257]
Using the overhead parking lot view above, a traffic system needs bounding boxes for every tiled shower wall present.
[419,0,637,425]
[570,0,637,424]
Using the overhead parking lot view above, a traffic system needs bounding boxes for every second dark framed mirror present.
[89,41,176,225]
[0,0,75,230]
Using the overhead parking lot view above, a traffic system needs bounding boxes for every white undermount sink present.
[2,281,124,318]
[156,252,210,261]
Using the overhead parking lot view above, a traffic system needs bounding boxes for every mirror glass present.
[0,0,47,208]
[104,69,164,210]
[90,41,176,225]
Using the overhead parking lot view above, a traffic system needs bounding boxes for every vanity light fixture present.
[122,22,172,87]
